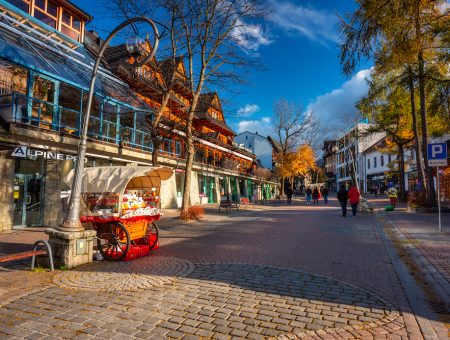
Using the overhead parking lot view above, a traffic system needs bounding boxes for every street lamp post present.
[46,18,159,269]
[58,17,159,232]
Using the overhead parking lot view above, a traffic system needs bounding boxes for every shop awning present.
[64,166,173,194]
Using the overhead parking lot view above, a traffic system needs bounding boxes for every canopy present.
[64,166,173,194]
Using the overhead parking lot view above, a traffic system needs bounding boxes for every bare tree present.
[272,98,318,194]
[169,0,266,214]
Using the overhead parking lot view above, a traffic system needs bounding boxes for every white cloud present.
[306,68,373,135]
[237,104,260,116]
[235,116,273,136]
[230,19,272,51]
[268,0,339,45]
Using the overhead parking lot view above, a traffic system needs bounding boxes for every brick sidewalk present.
[0,199,447,339]
[367,197,450,317]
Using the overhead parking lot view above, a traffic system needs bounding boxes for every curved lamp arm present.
[59,17,159,231]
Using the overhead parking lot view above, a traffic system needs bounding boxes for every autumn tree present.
[276,144,316,192]
[272,98,318,194]
[357,71,414,200]
[339,0,450,206]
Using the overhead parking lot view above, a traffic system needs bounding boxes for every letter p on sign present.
[431,144,443,158]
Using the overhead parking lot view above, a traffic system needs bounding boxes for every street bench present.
[0,240,54,271]
[240,197,252,209]
[219,199,239,213]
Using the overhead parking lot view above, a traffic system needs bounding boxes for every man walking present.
[286,187,293,205]
[322,186,329,204]
[337,185,348,217]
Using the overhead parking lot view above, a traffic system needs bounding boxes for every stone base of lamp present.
[45,228,97,269]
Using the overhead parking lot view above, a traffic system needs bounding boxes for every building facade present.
[234,131,273,170]
[0,0,277,230]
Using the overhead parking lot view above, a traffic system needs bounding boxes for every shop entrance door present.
[13,175,43,227]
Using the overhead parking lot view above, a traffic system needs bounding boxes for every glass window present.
[198,175,206,195]
[62,11,71,25]
[47,1,57,16]
[6,0,30,13]
[388,154,392,163]
[0,61,28,96]
[72,18,81,30]
[35,0,45,10]
[381,155,384,166]
[374,157,377,168]
[34,10,56,29]
[59,83,81,133]
[368,159,370,169]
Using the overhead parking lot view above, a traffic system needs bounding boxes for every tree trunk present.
[398,143,406,201]
[418,53,437,206]
[181,92,201,214]
[408,67,426,195]
[151,137,161,166]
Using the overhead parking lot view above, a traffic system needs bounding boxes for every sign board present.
[11,146,78,161]
[427,143,448,167]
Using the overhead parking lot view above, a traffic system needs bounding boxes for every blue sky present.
[76,0,373,138]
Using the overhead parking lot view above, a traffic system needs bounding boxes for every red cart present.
[65,166,173,261]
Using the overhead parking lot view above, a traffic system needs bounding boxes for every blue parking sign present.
[428,143,448,166]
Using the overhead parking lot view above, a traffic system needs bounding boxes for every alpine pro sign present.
[11,145,78,161]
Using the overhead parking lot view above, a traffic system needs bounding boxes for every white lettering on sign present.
[11,146,28,158]
[11,146,78,161]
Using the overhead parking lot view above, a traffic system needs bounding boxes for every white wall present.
[235,132,273,170]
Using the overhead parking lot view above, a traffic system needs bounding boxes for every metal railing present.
[0,92,182,157]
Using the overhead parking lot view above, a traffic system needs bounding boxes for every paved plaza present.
[0,197,448,339]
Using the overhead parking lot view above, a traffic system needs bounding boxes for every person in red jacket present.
[347,184,360,217]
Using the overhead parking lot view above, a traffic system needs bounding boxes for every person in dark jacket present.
[321,186,329,204]
[286,187,293,205]
[312,187,319,205]
[337,185,348,217]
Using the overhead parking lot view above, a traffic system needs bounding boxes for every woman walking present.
[312,187,319,205]
[348,184,360,217]
[337,185,348,217]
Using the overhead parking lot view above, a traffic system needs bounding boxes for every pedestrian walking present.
[388,186,398,208]
[337,185,348,217]
[312,187,319,205]
[348,184,360,217]
[374,186,378,198]
[322,187,329,204]
[286,187,293,205]
[306,187,312,205]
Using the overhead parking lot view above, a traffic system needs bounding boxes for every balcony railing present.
[0,92,182,157]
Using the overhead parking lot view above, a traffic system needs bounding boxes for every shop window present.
[15,157,44,175]
[59,83,81,133]
[0,61,28,96]
[6,0,30,13]
[198,175,206,195]
[32,75,56,128]
[176,172,184,197]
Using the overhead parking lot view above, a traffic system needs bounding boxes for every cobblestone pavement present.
[0,197,447,339]
[0,261,402,339]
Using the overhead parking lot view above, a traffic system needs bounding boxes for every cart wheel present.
[143,222,159,250]
[97,222,130,261]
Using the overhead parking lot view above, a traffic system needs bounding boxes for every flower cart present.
[64,166,173,261]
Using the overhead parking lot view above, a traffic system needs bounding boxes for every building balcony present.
[0,92,182,158]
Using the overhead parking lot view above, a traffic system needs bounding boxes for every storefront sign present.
[12,146,78,161]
